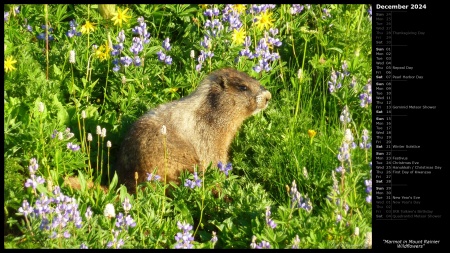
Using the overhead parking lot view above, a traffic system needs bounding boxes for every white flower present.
[38,102,45,113]
[104,203,116,218]
[107,141,111,148]
[354,227,360,236]
[365,232,372,249]
[297,68,303,80]
[96,125,101,135]
[87,133,93,142]
[69,50,76,64]
[58,132,64,140]
[81,110,86,119]
[101,128,106,138]
[344,129,353,143]
[190,50,195,59]
[161,125,167,135]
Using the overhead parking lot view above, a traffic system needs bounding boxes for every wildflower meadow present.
[4,4,373,249]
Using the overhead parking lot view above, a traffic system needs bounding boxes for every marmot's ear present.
[217,74,226,89]
[210,72,226,90]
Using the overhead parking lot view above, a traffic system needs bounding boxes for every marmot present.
[116,68,272,193]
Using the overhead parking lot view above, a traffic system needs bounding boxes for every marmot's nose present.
[260,86,272,104]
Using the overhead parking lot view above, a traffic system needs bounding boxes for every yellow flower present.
[232,4,246,14]
[111,7,132,27]
[199,4,208,9]
[254,10,274,31]
[231,28,246,46]
[308,129,317,138]
[95,43,110,61]
[4,56,17,72]
[81,20,96,34]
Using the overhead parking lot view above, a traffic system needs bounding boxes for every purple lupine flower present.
[184,171,202,189]
[122,197,132,213]
[28,158,39,175]
[112,59,120,72]
[130,37,143,55]
[290,4,304,15]
[256,241,271,249]
[133,56,141,66]
[340,105,351,124]
[85,206,93,220]
[359,129,372,149]
[164,55,172,65]
[174,221,195,249]
[115,212,124,228]
[157,50,166,61]
[37,33,54,41]
[322,8,331,18]
[63,231,71,238]
[365,179,372,194]
[350,76,357,88]
[18,200,33,216]
[289,180,312,212]
[4,11,9,22]
[204,8,220,17]
[337,143,351,162]
[157,38,173,65]
[336,213,342,223]
[120,56,133,67]
[80,243,88,249]
[359,79,372,108]
[125,214,136,228]
[244,36,251,48]
[66,19,81,38]
[341,61,350,76]
[210,231,218,244]
[239,47,253,58]
[116,213,136,230]
[328,70,340,93]
[51,130,58,139]
[146,172,161,182]
[25,175,45,189]
[107,230,124,249]
[132,16,151,44]
[217,162,233,176]
[222,8,243,30]
[291,235,301,249]
[162,38,171,51]
[117,30,126,43]
[248,4,275,14]
[67,142,80,151]
[200,35,212,49]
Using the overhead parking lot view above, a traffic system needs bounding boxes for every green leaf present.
[53,64,62,77]
[109,171,118,192]
[327,47,343,54]
[78,171,87,193]
[51,94,69,126]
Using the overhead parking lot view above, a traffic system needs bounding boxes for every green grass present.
[4,4,373,249]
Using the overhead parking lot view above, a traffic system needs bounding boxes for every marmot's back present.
[116,68,272,193]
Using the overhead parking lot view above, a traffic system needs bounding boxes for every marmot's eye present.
[237,85,248,91]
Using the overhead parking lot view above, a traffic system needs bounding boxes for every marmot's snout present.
[253,86,272,115]
[257,86,272,109]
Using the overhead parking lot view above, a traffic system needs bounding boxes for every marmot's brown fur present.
[116,68,272,193]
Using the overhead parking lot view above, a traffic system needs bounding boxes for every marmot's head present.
[203,68,272,118]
